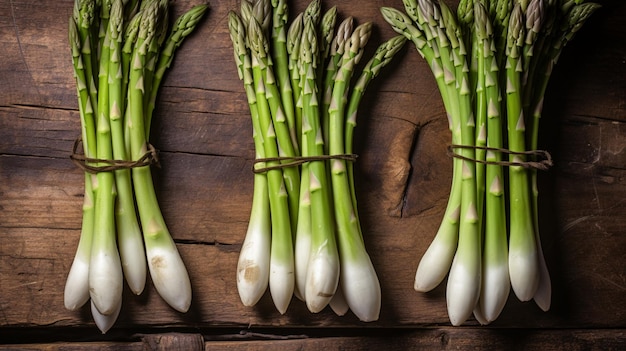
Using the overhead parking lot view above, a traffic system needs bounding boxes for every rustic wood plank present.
[0,343,143,351]
[0,1,74,109]
[142,333,204,351]
[1,0,625,342]
[202,329,626,351]
[1,329,624,350]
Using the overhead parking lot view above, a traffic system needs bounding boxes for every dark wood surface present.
[1,329,625,350]
[1,0,625,349]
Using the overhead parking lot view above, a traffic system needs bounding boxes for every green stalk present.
[474,23,487,233]
[252,0,271,32]
[249,17,301,238]
[90,21,124,316]
[286,12,311,301]
[238,107,272,305]
[99,0,113,54]
[475,1,510,324]
[457,0,475,44]
[345,35,407,219]
[122,11,142,153]
[300,17,339,313]
[457,0,477,95]
[454,1,486,230]
[415,5,468,284]
[142,0,169,138]
[328,22,382,322]
[229,11,271,307]
[520,0,550,313]
[128,2,191,313]
[248,16,294,315]
[240,0,254,29]
[304,0,321,26]
[505,4,539,302]
[322,16,353,153]
[65,16,97,312]
[381,6,461,293]
[316,6,338,98]
[522,0,557,140]
[270,0,298,154]
[458,0,487,324]
[294,133,311,301]
[324,21,368,229]
[146,4,209,136]
[327,21,372,226]
[121,9,142,94]
[318,6,338,61]
[70,15,98,163]
[520,0,544,109]
[287,13,304,148]
[420,1,469,298]
[436,0,481,327]
[74,0,99,122]
[491,0,513,78]
[108,0,146,296]
[302,0,322,142]
[383,7,457,177]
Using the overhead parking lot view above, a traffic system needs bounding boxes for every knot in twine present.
[70,137,160,173]
[252,154,358,173]
[447,144,553,171]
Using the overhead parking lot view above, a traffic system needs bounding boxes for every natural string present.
[252,154,358,173]
[70,137,160,174]
[447,144,553,171]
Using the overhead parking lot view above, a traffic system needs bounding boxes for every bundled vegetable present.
[382,0,599,325]
[65,0,208,333]
[230,0,406,322]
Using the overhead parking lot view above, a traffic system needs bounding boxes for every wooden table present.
[1,0,624,349]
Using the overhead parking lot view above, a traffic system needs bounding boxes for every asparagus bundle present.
[230,0,406,322]
[382,0,599,325]
[65,0,208,333]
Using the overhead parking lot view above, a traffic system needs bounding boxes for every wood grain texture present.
[1,0,625,347]
[1,329,625,350]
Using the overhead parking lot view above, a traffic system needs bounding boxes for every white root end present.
[414,230,457,292]
[294,228,312,302]
[269,261,294,314]
[91,298,121,334]
[89,251,123,316]
[329,282,349,316]
[446,254,481,326]
[533,247,552,312]
[341,256,381,322]
[118,230,147,295]
[479,263,511,323]
[509,245,540,302]
[237,226,271,307]
[305,249,340,313]
[64,256,90,311]
[147,246,192,313]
